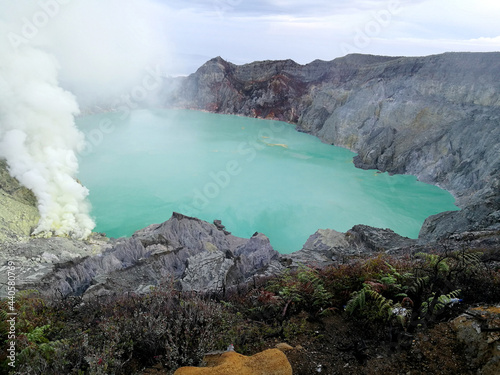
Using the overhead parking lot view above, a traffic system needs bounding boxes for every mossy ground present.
[0,191,39,244]
[0,160,39,244]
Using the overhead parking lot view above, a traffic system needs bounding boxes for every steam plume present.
[0,0,171,239]
[0,4,95,239]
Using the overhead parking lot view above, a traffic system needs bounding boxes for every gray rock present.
[347,225,417,252]
[12,213,283,298]
[180,250,234,291]
[0,235,111,298]
[284,225,416,267]
[285,228,351,267]
[233,232,282,280]
[451,306,500,375]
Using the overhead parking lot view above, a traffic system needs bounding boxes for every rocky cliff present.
[166,52,500,242]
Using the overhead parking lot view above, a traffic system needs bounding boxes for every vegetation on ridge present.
[1,248,499,374]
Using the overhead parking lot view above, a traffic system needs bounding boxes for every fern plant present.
[384,262,413,284]
[345,260,419,325]
[452,251,483,277]
[266,266,333,316]
[407,276,430,297]
[457,251,482,267]
[296,266,333,307]
[381,261,413,298]
[415,252,450,274]
[345,283,396,322]
[420,289,461,316]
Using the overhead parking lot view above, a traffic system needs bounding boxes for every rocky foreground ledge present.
[2,210,499,299]
[0,212,282,298]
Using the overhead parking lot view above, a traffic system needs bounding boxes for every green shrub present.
[265,266,333,317]
[1,284,240,374]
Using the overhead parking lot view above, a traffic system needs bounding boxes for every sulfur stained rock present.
[275,343,294,351]
[0,159,40,244]
[173,349,292,375]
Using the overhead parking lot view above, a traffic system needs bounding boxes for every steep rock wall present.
[166,53,500,241]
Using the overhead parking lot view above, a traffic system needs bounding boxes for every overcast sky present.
[155,0,500,74]
[1,0,498,99]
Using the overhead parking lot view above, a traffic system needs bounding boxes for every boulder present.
[284,225,416,267]
[173,349,292,375]
[451,305,500,375]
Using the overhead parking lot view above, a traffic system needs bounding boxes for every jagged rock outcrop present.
[166,52,500,242]
[0,235,113,298]
[15,213,283,298]
[286,225,500,269]
[284,225,417,267]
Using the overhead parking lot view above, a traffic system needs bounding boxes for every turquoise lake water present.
[76,109,458,253]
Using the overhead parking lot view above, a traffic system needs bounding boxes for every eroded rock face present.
[10,213,283,298]
[419,185,500,243]
[167,52,500,241]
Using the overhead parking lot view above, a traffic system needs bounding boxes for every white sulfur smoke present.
[33,0,173,107]
[0,3,95,239]
[0,0,173,239]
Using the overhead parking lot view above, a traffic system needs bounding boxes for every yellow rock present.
[275,343,294,351]
[265,143,288,149]
[173,349,292,375]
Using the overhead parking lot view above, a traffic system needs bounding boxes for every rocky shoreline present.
[2,206,499,299]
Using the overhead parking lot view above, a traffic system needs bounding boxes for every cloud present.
[161,0,498,71]
[2,0,174,106]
